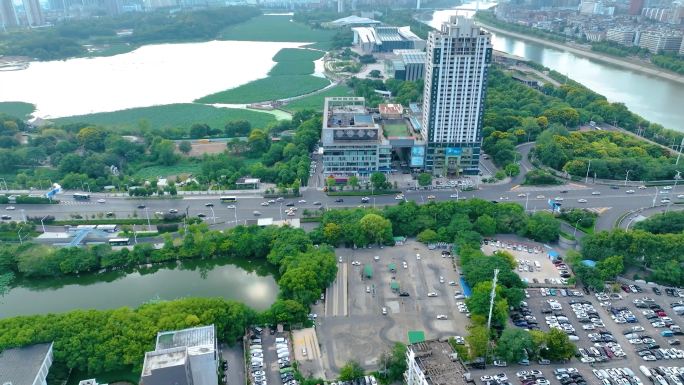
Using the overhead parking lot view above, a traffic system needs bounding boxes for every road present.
[4,140,680,232]
[4,182,678,232]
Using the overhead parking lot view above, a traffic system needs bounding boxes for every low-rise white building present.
[405,340,469,385]
[0,342,54,385]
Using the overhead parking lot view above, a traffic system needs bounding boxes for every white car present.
[436,315,447,320]
[439,276,444,283]
[416,254,421,260]
[402,262,408,269]
[298,199,307,203]
[97,198,106,203]
[626,190,635,194]
[536,195,545,199]
[427,292,438,297]
[5,206,15,210]
[450,194,459,198]
[591,191,601,195]
[226,205,236,209]
[661,199,671,203]
[554,197,563,201]
[395,195,404,200]
[664,186,673,190]
[260,202,269,206]
[577,198,588,203]
[517,193,527,197]
[678,195,684,199]
[638,185,647,189]
[373,255,379,261]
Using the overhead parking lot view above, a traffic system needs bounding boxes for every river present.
[0,258,279,319]
[425,2,684,132]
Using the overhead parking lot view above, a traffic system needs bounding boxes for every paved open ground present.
[316,241,469,378]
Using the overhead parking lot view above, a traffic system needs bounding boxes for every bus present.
[220,196,237,203]
[73,193,91,200]
[108,238,130,246]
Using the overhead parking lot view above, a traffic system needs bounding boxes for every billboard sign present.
[445,147,462,157]
[410,146,425,167]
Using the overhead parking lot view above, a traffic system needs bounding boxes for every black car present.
[205,203,214,207]
[197,213,206,218]
[334,198,344,203]
[610,185,620,189]
[399,292,410,297]
[653,287,662,295]
[286,202,295,206]
[137,204,146,209]
[0,215,10,220]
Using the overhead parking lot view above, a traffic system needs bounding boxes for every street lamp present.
[573,218,584,238]
[585,160,591,184]
[209,206,216,224]
[40,215,49,233]
[279,203,283,221]
[624,170,632,186]
[144,207,151,231]
[229,205,238,224]
[652,186,659,208]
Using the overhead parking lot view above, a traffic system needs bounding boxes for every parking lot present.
[247,327,296,385]
[480,279,684,385]
[481,238,568,286]
[315,241,469,378]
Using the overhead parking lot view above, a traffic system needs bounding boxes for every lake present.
[0,40,305,118]
[426,2,684,132]
[0,258,279,318]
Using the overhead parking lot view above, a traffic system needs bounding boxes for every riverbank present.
[477,22,684,85]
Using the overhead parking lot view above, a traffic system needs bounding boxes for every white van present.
[534,261,541,271]
[277,348,289,354]
[277,352,290,359]
[275,337,286,343]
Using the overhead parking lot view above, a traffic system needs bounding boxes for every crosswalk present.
[59,201,96,206]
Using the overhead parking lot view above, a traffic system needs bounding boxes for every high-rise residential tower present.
[420,16,491,176]
[0,0,19,29]
[23,0,44,26]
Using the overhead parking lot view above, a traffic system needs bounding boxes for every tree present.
[278,267,320,305]
[543,328,575,361]
[417,172,432,187]
[596,255,624,281]
[359,213,392,245]
[189,123,210,138]
[417,229,438,243]
[466,325,490,359]
[76,127,107,151]
[524,212,560,242]
[339,361,364,381]
[495,329,533,363]
[473,214,496,236]
[368,69,382,78]
[151,139,179,166]
[178,140,192,155]
[504,163,520,177]
[370,172,387,191]
[224,120,251,137]
[347,175,359,190]
[467,281,508,328]
[323,223,342,246]
[378,343,407,382]
[248,129,270,156]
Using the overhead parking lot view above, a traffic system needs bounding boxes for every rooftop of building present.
[379,103,404,116]
[352,25,424,45]
[156,324,216,353]
[328,15,381,27]
[141,346,188,376]
[393,49,427,64]
[409,340,467,385]
[324,97,376,129]
[383,121,412,138]
[0,342,53,385]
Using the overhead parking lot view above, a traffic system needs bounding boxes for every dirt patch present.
[186,142,226,156]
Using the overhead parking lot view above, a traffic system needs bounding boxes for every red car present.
[621,285,631,293]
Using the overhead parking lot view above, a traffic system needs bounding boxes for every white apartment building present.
[421,16,491,176]
[606,27,636,46]
[638,31,683,53]
[0,342,54,385]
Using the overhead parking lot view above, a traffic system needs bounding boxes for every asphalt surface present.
[4,142,681,232]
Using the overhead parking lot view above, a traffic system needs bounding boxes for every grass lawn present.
[54,103,276,132]
[383,123,411,137]
[268,61,315,76]
[0,101,35,118]
[220,15,335,43]
[282,85,353,112]
[132,161,201,179]
[66,367,138,385]
[272,48,325,62]
[195,75,330,104]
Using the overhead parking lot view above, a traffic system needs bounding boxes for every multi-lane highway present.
[3,179,680,231]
